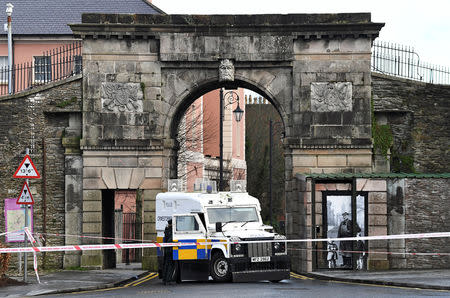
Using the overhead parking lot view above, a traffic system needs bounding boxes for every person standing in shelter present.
[163,219,176,284]
[337,211,360,268]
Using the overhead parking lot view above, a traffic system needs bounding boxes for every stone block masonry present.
[372,73,450,173]
[293,149,372,174]
[403,179,450,269]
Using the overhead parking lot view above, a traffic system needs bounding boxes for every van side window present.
[176,215,199,232]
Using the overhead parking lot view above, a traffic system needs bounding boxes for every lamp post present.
[6,3,13,94]
[219,88,243,191]
[269,119,283,226]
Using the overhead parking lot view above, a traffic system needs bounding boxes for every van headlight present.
[273,235,287,254]
[272,241,286,253]
[230,237,245,257]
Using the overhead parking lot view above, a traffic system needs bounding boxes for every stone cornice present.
[70,13,384,40]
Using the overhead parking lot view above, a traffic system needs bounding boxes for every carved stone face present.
[219,59,234,82]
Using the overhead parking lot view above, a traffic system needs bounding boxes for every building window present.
[34,56,52,82]
[0,56,8,83]
[73,55,82,75]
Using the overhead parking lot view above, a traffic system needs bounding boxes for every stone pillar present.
[288,174,309,273]
[62,113,83,268]
[142,189,159,270]
[81,189,103,269]
[140,148,165,271]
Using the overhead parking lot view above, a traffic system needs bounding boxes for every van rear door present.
[173,214,209,281]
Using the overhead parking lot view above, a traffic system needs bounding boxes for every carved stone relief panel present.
[311,82,352,112]
[101,82,143,112]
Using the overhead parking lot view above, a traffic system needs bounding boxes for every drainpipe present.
[42,137,47,267]
[6,3,13,94]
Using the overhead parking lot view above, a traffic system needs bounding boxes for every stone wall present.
[0,77,82,269]
[372,73,450,173]
[402,178,450,268]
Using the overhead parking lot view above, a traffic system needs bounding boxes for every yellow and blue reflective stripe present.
[173,239,208,260]
[158,238,229,260]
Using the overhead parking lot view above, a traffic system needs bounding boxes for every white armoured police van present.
[156,180,290,282]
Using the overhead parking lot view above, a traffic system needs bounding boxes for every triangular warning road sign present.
[13,154,40,179]
[17,181,35,205]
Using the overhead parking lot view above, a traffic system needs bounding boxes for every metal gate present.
[122,212,137,262]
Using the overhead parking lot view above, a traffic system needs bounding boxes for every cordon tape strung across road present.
[1,230,449,255]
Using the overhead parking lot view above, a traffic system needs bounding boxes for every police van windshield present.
[207,207,259,224]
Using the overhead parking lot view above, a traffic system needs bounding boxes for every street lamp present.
[6,3,13,94]
[269,119,284,226]
[219,88,243,191]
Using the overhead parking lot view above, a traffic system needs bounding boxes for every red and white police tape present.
[0,231,449,254]
[288,247,450,256]
[24,228,41,283]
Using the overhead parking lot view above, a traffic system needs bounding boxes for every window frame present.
[173,214,205,235]
[34,56,52,83]
[0,56,9,84]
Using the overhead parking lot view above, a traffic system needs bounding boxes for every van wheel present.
[211,252,231,282]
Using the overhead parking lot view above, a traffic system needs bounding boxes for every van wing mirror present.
[215,222,222,232]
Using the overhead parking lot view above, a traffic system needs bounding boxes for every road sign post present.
[13,148,40,283]
[24,199,28,283]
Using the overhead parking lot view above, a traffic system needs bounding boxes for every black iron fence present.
[123,212,138,262]
[0,41,82,96]
[1,40,448,96]
[372,40,450,85]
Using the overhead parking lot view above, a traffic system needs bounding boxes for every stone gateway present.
[0,12,448,273]
[67,13,383,270]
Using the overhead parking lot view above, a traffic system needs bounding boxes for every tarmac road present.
[51,272,450,298]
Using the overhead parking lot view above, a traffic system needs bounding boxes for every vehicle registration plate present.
[251,256,271,262]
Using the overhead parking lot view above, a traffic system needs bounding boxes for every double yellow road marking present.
[127,272,159,287]
[69,272,158,295]
[290,272,313,280]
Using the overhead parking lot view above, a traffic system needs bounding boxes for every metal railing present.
[0,41,82,96]
[122,212,137,262]
[372,40,450,85]
[1,39,448,97]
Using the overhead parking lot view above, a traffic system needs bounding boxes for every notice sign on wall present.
[4,198,33,242]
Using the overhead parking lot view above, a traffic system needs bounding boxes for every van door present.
[173,214,209,281]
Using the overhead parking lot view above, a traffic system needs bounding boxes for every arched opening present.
[168,80,287,231]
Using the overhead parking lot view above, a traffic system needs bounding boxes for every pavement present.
[1,264,450,297]
[306,269,450,291]
[0,263,148,297]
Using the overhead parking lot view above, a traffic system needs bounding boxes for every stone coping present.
[80,13,373,25]
[70,13,384,39]
[0,74,82,102]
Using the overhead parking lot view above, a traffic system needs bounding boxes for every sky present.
[152,0,450,67]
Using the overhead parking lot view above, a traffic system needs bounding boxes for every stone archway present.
[70,13,383,270]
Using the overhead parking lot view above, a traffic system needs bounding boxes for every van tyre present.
[211,252,231,282]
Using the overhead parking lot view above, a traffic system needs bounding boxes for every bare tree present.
[176,102,220,189]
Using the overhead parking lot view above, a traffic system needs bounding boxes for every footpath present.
[306,269,450,291]
[0,263,147,298]
[1,265,449,297]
